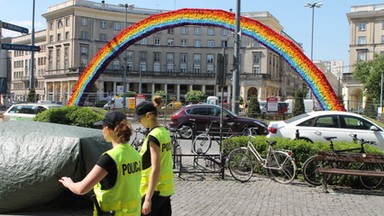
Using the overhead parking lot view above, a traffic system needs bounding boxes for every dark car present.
[168,104,268,139]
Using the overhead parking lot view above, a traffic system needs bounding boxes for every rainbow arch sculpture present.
[67,8,345,111]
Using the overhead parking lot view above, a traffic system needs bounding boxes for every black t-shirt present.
[96,154,117,190]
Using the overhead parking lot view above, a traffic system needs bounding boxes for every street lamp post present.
[30,0,36,96]
[304,2,322,100]
[304,2,322,61]
[119,3,128,110]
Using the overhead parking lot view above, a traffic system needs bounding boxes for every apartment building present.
[346,3,384,110]
[9,0,304,105]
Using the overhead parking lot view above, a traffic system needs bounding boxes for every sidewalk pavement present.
[6,172,384,216]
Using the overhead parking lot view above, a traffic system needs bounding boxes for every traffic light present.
[216,53,227,86]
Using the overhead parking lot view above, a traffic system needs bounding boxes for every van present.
[284,99,318,114]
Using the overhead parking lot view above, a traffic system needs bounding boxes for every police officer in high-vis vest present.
[59,111,142,216]
[134,101,175,216]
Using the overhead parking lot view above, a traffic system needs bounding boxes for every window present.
[358,23,366,31]
[180,27,188,35]
[207,40,215,47]
[113,22,121,30]
[341,115,373,130]
[80,46,88,55]
[167,53,174,63]
[253,53,261,64]
[221,29,229,36]
[194,40,201,47]
[154,38,161,45]
[207,54,214,64]
[81,17,88,26]
[80,31,88,40]
[167,39,174,46]
[65,18,70,27]
[382,35,384,44]
[154,52,161,62]
[153,62,160,72]
[126,51,134,61]
[168,28,174,34]
[313,116,338,128]
[100,33,108,41]
[65,32,70,40]
[193,65,201,73]
[100,20,107,29]
[193,54,201,64]
[207,64,214,74]
[57,20,63,29]
[180,63,187,73]
[140,38,147,45]
[64,47,69,69]
[140,51,147,61]
[49,35,53,43]
[57,33,61,42]
[56,47,61,71]
[181,39,188,46]
[140,62,147,72]
[253,66,260,74]
[112,60,120,70]
[357,51,367,61]
[358,36,366,45]
[207,27,215,36]
[49,22,54,30]
[194,27,202,35]
[180,53,187,63]
[167,63,174,73]
[221,40,228,47]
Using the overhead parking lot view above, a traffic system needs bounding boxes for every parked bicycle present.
[302,134,382,189]
[131,127,147,151]
[227,128,297,183]
[192,120,253,155]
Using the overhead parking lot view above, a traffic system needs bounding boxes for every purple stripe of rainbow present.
[67,8,344,111]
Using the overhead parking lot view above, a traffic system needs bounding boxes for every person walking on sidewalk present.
[59,111,142,215]
[134,101,175,216]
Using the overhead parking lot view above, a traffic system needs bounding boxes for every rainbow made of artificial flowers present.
[67,8,345,111]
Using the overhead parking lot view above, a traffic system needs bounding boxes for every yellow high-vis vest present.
[94,144,142,216]
[140,126,175,197]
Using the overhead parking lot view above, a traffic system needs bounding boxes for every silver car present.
[1,103,62,122]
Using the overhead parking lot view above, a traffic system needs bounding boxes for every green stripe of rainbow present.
[67,8,344,111]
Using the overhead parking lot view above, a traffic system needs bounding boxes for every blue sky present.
[1,0,383,71]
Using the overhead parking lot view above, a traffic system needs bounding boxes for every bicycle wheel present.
[359,163,384,189]
[227,148,254,182]
[267,151,296,184]
[302,155,326,186]
[192,133,212,154]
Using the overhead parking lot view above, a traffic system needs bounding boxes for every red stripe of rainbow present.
[67,8,344,111]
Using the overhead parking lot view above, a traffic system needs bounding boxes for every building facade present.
[9,0,305,105]
[346,3,384,111]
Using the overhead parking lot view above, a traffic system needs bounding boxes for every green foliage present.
[353,53,384,105]
[224,136,383,186]
[95,100,108,108]
[293,90,305,116]
[27,89,36,103]
[185,90,207,103]
[34,106,104,128]
[154,90,167,100]
[363,95,377,118]
[246,95,260,118]
[118,91,136,98]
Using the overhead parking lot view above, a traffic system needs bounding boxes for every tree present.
[185,90,207,104]
[293,90,305,116]
[353,53,384,107]
[154,90,167,100]
[27,89,36,103]
[246,95,260,118]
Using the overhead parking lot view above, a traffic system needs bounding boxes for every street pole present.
[121,4,128,111]
[380,72,383,117]
[232,0,241,114]
[304,2,322,100]
[30,0,35,96]
[139,67,142,94]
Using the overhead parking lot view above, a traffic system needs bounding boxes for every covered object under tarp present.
[0,121,111,213]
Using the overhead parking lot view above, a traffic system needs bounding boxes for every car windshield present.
[284,113,310,124]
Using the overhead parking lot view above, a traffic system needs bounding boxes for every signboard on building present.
[267,97,278,112]
[1,43,40,52]
[135,94,145,106]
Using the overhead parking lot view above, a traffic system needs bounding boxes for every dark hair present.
[113,119,133,144]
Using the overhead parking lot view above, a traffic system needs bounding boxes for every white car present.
[1,103,62,122]
[267,111,384,150]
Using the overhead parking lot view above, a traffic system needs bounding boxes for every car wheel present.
[178,124,193,139]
